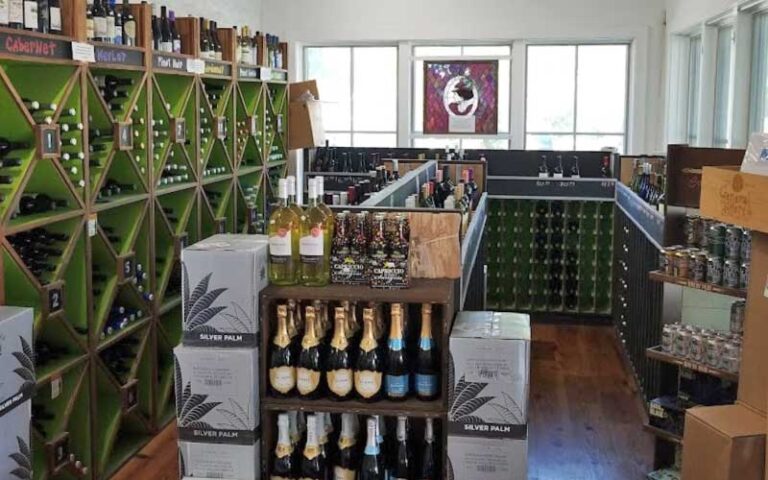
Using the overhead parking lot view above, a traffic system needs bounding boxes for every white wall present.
[148,0,262,31]
[667,0,739,33]
[262,0,668,154]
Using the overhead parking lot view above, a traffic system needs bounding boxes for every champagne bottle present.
[270,305,296,397]
[268,178,300,285]
[300,179,331,286]
[317,412,332,477]
[392,416,412,480]
[272,413,294,480]
[297,306,323,399]
[354,308,383,402]
[385,305,410,401]
[417,419,436,480]
[360,417,384,480]
[416,304,439,401]
[334,413,358,480]
[300,414,325,480]
[326,307,353,401]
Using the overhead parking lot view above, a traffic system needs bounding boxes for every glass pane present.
[413,60,424,133]
[575,134,625,153]
[462,138,510,150]
[525,134,575,151]
[324,132,352,147]
[750,13,768,135]
[353,133,397,148]
[576,45,628,133]
[462,46,511,56]
[714,27,733,148]
[498,59,510,133]
[412,137,462,149]
[353,47,398,131]
[305,47,351,131]
[688,36,702,144]
[413,46,462,57]
[526,45,576,133]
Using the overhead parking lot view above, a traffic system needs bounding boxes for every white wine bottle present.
[268,178,300,285]
[300,179,331,286]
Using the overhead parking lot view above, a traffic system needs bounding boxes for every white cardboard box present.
[179,440,260,479]
[449,311,530,436]
[447,432,528,480]
[174,345,259,444]
[0,400,31,479]
[181,234,269,347]
[0,307,34,409]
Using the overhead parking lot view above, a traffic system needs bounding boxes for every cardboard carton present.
[181,234,269,347]
[0,401,31,479]
[449,311,530,435]
[681,404,765,480]
[174,345,259,444]
[447,431,528,480]
[179,440,260,479]
[288,80,325,150]
[0,307,34,410]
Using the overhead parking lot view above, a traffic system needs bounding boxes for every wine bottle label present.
[274,443,293,459]
[269,366,296,394]
[0,0,10,24]
[86,18,95,39]
[296,368,321,395]
[106,19,115,40]
[94,16,107,39]
[416,373,438,396]
[385,374,410,398]
[327,369,353,396]
[160,41,173,53]
[299,227,324,263]
[8,0,21,24]
[49,6,61,31]
[354,370,382,398]
[334,467,356,480]
[269,231,292,260]
[22,0,36,29]
[124,20,136,41]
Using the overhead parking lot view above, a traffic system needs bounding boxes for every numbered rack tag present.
[247,115,259,136]
[120,379,139,414]
[42,281,65,317]
[113,121,134,151]
[276,114,284,134]
[171,117,186,144]
[214,117,227,140]
[116,253,136,284]
[36,124,61,159]
[46,432,71,475]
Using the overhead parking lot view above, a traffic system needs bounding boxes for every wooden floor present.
[113,324,652,480]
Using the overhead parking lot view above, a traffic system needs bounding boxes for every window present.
[525,44,628,153]
[750,12,768,135]
[713,27,734,147]
[304,46,398,147]
[411,45,511,150]
[687,36,702,145]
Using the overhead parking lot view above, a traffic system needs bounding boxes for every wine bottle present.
[93,0,107,41]
[300,414,325,480]
[0,138,29,157]
[22,0,36,31]
[268,178,300,285]
[8,0,22,29]
[300,179,331,286]
[392,416,412,480]
[199,18,210,58]
[121,0,135,46]
[286,176,303,218]
[159,6,172,52]
[48,0,61,33]
[270,305,296,397]
[385,305,409,401]
[297,306,323,399]
[112,0,123,44]
[327,307,353,401]
[313,300,329,341]
[85,0,94,39]
[170,10,181,53]
[240,26,251,64]
[334,413,358,480]
[0,0,9,27]
[317,412,332,476]
[286,298,301,342]
[272,413,294,480]
[105,0,115,44]
[360,417,384,480]
[417,419,436,480]
[416,304,438,401]
[354,308,383,402]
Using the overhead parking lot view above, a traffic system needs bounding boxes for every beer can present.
[741,229,752,261]
[724,259,740,288]
[707,255,724,285]
[662,324,677,353]
[730,300,746,335]
[725,226,743,260]
[705,336,725,368]
[675,250,690,279]
[723,356,741,374]
[674,328,691,357]
[692,252,708,282]
[700,218,711,249]
[740,262,750,290]
[685,215,701,248]
[708,223,726,258]
[690,334,706,363]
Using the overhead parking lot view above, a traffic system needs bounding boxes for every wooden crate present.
[700,165,768,234]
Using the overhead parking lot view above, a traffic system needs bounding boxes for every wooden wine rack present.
[0,2,289,478]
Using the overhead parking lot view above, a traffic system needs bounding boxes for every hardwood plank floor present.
[113,324,653,480]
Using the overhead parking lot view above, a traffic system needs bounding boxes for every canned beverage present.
[723,356,741,374]
[725,226,743,260]
[692,252,708,281]
[675,250,690,279]
[662,324,676,353]
[740,262,750,290]
[705,336,725,368]
[674,328,691,357]
[724,259,740,288]
[685,215,701,248]
[700,218,711,249]
[730,300,746,335]
[741,229,752,261]
[724,339,742,360]
[708,223,726,258]
[690,334,706,363]
[707,255,724,285]
[663,246,681,275]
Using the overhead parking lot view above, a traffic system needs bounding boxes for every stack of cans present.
[659,215,751,289]
[661,320,742,374]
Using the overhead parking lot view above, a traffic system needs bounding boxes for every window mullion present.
[573,46,579,150]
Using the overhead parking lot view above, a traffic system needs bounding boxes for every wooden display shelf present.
[648,270,747,298]
[261,278,455,304]
[643,423,683,445]
[262,397,446,418]
[646,346,739,382]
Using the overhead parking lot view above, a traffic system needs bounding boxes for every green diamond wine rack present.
[0,14,288,479]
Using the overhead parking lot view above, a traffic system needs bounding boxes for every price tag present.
[51,375,62,399]
[247,115,258,136]
[261,67,271,80]
[71,42,95,62]
[215,117,227,140]
[276,114,284,134]
[87,214,97,237]
[171,117,186,144]
[186,58,205,74]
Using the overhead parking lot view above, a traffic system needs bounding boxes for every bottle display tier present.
[0,13,289,479]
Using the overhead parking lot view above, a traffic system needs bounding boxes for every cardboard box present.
[174,345,259,444]
[447,432,528,480]
[449,311,530,434]
[701,166,768,234]
[681,404,765,480]
[0,307,34,409]
[179,440,260,479]
[0,400,31,479]
[288,80,325,150]
[181,234,269,347]
[740,233,768,416]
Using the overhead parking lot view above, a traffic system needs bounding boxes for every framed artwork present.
[423,60,499,134]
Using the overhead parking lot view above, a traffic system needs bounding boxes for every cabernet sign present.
[0,32,71,59]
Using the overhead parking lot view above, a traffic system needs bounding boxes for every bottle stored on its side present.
[326,307,353,401]
[354,308,383,402]
[385,305,409,401]
[300,414,325,480]
[360,417,384,480]
[297,306,323,399]
[268,178,300,285]
[270,305,296,397]
[416,304,439,401]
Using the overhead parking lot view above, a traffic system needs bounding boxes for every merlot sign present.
[93,45,144,66]
[0,31,72,60]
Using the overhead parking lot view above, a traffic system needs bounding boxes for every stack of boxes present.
[174,235,269,479]
[447,311,530,480]
[0,307,34,479]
